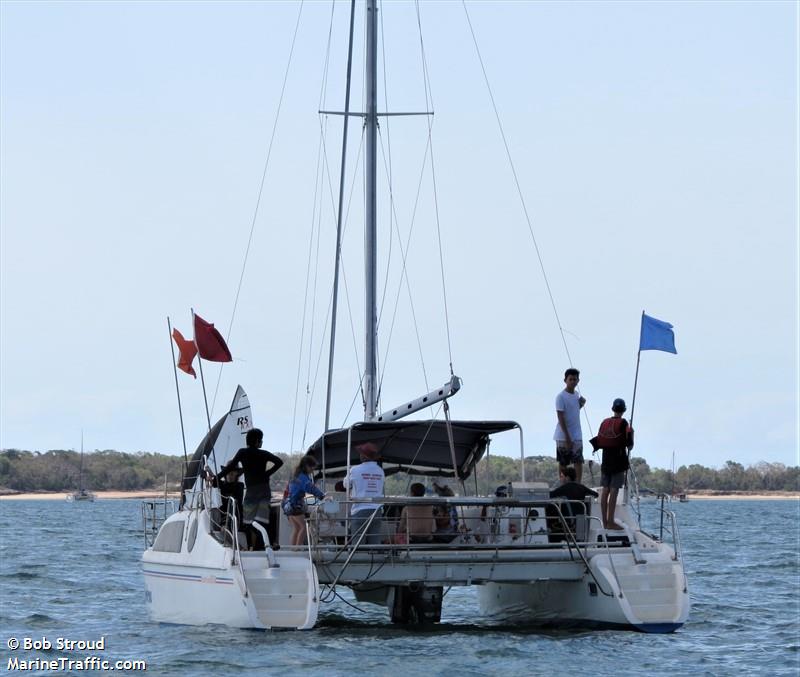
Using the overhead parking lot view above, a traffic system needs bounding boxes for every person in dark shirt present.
[548,466,598,539]
[594,398,634,530]
[219,428,284,550]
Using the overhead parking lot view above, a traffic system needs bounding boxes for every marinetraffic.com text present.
[5,636,147,672]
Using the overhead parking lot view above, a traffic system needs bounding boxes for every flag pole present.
[167,317,189,466]
[191,308,212,430]
[629,310,644,427]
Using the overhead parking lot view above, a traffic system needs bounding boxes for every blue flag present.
[639,313,677,354]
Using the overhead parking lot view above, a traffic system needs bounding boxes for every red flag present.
[193,313,232,362]
[172,328,197,378]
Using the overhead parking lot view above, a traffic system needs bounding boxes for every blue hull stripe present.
[142,569,234,585]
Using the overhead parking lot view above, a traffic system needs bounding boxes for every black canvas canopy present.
[307,420,519,480]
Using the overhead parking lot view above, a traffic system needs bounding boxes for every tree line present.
[0,448,797,494]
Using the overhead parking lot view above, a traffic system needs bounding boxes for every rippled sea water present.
[1,499,798,676]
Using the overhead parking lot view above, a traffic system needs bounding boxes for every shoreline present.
[0,490,182,501]
[673,492,799,501]
[0,490,797,501]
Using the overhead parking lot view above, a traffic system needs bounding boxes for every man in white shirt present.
[344,442,385,545]
[554,368,587,483]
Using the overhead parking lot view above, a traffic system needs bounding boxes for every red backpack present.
[595,417,628,449]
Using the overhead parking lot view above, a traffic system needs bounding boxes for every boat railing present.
[653,503,687,592]
[304,496,628,554]
[321,505,382,591]
[654,503,683,562]
[140,498,177,548]
[227,503,248,597]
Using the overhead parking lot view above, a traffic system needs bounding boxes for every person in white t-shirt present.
[553,368,587,483]
[344,442,385,545]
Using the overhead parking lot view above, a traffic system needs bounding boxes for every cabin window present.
[152,521,184,553]
[187,517,198,552]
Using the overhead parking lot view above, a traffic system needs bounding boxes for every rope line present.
[291,122,327,452]
[211,0,306,415]
[318,120,368,422]
[460,1,572,367]
[376,127,432,396]
[292,0,337,451]
[416,0,454,376]
[461,2,592,433]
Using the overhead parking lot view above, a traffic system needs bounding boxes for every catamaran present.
[142,0,689,632]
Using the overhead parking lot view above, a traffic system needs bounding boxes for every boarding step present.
[247,577,309,595]
[622,587,677,607]
[616,573,677,591]
[252,592,310,613]
[627,602,682,623]
[256,608,313,628]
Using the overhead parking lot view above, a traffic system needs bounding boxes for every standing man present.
[345,442,385,545]
[220,428,284,551]
[595,398,634,530]
[554,368,587,483]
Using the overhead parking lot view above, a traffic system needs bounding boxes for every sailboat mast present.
[79,430,84,492]
[364,0,379,421]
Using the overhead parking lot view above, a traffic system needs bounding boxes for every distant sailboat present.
[67,432,95,502]
[670,451,689,503]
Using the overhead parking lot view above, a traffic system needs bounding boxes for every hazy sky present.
[1,1,797,473]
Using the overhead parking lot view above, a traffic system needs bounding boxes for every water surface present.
[1,499,798,675]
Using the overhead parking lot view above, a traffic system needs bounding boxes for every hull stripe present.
[142,569,234,585]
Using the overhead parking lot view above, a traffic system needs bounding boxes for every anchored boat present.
[142,0,689,632]
[67,432,95,503]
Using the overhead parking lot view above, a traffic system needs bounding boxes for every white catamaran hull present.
[142,509,320,630]
[478,547,689,632]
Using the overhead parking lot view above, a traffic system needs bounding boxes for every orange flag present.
[172,328,197,377]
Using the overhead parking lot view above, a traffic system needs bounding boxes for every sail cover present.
[182,386,252,505]
[306,420,519,480]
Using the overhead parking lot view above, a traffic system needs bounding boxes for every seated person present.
[397,483,435,544]
[432,482,458,543]
[547,467,598,540]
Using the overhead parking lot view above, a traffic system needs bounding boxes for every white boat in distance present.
[143,1,689,632]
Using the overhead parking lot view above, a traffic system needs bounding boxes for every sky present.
[1,1,797,473]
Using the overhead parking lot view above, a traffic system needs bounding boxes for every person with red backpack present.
[592,398,634,530]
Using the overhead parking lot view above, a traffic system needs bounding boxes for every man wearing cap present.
[344,442,385,545]
[594,399,634,530]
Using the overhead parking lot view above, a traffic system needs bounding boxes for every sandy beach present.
[0,490,182,501]
[678,491,799,501]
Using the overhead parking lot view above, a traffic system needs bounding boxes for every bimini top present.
[306,420,519,480]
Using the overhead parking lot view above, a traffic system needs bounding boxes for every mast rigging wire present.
[210,0,306,416]
[291,124,327,452]
[292,0,340,451]
[375,127,432,397]
[415,0,455,377]
[324,0,358,433]
[461,1,592,433]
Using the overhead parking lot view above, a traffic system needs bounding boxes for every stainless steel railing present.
[141,499,177,548]
[303,496,634,551]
